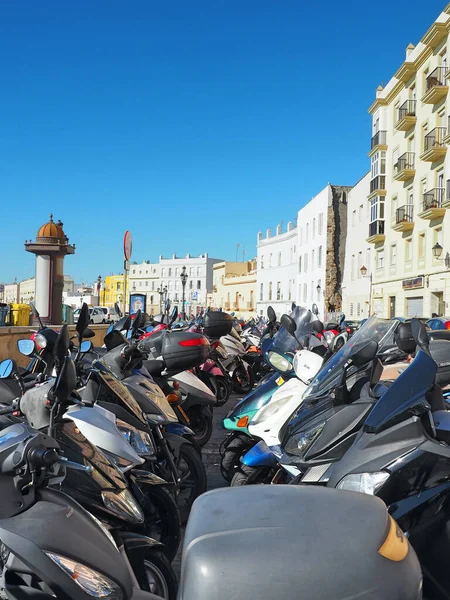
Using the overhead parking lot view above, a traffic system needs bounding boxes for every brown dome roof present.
[37,214,65,240]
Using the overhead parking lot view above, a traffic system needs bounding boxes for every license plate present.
[276,376,284,386]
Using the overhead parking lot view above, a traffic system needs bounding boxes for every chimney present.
[257,231,262,243]
[276,223,282,235]
[266,228,271,239]
[287,221,293,232]
[406,43,415,59]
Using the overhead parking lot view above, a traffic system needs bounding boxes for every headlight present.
[251,395,295,425]
[336,471,389,495]
[45,553,123,599]
[101,489,144,524]
[324,331,335,345]
[267,351,292,373]
[35,333,48,349]
[116,420,154,457]
[284,420,326,458]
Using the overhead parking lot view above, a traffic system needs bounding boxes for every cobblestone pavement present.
[172,393,242,578]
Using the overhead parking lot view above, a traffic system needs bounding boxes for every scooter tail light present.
[179,338,209,347]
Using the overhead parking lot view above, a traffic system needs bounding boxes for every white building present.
[128,261,160,314]
[1,283,19,304]
[19,278,35,304]
[256,221,298,318]
[159,254,223,316]
[341,172,372,320]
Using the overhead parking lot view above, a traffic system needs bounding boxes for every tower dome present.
[36,214,65,242]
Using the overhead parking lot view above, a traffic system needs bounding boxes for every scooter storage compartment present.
[394,323,415,354]
[429,339,450,387]
[162,332,210,372]
[203,311,233,339]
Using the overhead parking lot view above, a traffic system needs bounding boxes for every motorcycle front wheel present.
[214,376,232,407]
[185,405,213,447]
[138,549,178,600]
[231,363,255,394]
[142,484,181,562]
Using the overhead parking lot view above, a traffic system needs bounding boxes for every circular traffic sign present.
[124,231,132,261]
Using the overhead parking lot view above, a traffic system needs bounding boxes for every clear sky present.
[0,0,446,284]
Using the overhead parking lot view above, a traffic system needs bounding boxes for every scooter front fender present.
[163,430,201,456]
[165,422,195,438]
[242,440,278,468]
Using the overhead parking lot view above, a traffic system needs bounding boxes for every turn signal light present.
[166,393,179,404]
[237,416,249,428]
[171,381,180,390]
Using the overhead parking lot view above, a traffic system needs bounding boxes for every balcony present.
[420,128,447,162]
[368,175,387,199]
[395,100,417,131]
[418,188,446,220]
[367,220,385,244]
[445,179,450,209]
[393,152,416,181]
[444,116,450,144]
[422,67,449,104]
[369,130,387,156]
[393,205,414,232]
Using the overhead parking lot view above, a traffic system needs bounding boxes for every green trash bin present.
[62,304,74,325]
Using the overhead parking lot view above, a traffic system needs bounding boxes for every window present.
[168,281,172,291]
[261,256,264,269]
[310,281,314,302]
[269,254,272,267]
[418,233,425,259]
[175,268,179,276]
[161,268,165,277]
[116,282,121,291]
[357,302,361,317]
[278,252,281,266]
[132,269,136,275]
[189,280,193,290]
[276,282,281,301]
[318,213,323,234]
[189,267,194,276]
[359,204,363,222]
[197,267,201,276]
[433,227,443,251]
[303,283,307,302]
[300,228,303,246]
[268,282,273,301]
[390,244,397,266]
[312,249,315,267]
[350,303,354,317]
[197,280,201,290]
[313,218,316,238]
[306,223,309,243]
[391,195,398,219]
[152,281,155,290]
[304,253,308,273]
[298,256,302,273]
[377,250,384,269]
[168,268,172,277]
[318,245,322,267]
[421,122,428,151]
[366,248,371,273]
[260,283,263,301]
[150,295,154,304]
[407,187,413,207]
[405,238,412,262]
[351,255,355,280]
[352,210,356,226]
[145,281,148,287]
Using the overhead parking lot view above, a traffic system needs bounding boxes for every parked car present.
[73,307,105,324]
[95,306,120,324]
[426,316,450,330]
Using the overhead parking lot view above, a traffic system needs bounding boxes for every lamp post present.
[360,265,373,316]
[97,275,102,306]
[432,242,450,268]
[180,265,188,320]
[157,286,168,313]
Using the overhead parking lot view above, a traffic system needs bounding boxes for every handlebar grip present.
[0,405,15,416]
[122,345,134,359]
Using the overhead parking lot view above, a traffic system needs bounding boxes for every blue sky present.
[0,0,446,283]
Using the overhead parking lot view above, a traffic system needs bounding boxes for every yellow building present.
[212,261,257,319]
[104,274,128,312]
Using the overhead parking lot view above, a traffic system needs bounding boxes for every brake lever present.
[57,456,93,474]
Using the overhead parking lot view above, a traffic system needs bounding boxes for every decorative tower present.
[25,214,75,325]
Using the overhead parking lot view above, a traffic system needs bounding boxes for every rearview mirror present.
[106,324,113,335]
[291,302,296,311]
[267,306,276,323]
[17,339,35,356]
[54,325,70,362]
[280,314,297,337]
[170,307,178,327]
[83,328,95,339]
[339,314,345,325]
[311,303,319,316]
[80,340,93,353]
[351,340,378,366]
[132,310,142,331]
[115,315,132,332]
[312,321,323,333]
[76,304,90,342]
[114,302,122,318]
[52,357,77,403]
[0,359,15,378]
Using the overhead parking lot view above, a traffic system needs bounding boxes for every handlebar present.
[28,447,93,473]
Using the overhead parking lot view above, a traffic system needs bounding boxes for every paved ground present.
[172,393,242,577]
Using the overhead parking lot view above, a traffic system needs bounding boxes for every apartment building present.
[128,261,160,315]
[367,5,450,318]
[212,260,257,318]
[297,184,350,319]
[341,173,372,319]
[256,221,297,318]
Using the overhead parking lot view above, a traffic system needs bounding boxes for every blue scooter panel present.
[242,440,278,468]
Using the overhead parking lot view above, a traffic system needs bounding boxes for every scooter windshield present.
[363,349,437,434]
[303,316,396,402]
[271,307,315,355]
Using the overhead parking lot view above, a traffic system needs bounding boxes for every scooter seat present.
[143,359,165,376]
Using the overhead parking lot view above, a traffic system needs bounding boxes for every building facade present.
[212,260,257,318]
[256,221,297,318]
[18,278,36,304]
[341,172,372,320]
[367,5,450,318]
[104,275,128,312]
[128,261,160,315]
[1,283,19,304]
[297,184,350,319]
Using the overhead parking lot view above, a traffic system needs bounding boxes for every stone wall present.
[0,325,109,367]
[325,186,351,313]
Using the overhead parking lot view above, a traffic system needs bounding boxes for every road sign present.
[124,231,132,261]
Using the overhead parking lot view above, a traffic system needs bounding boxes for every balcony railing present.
[371,130,387,149]
[422,188,445,211]
[426,67,449,92]
[369,220,385,237]
[423,127,447,151]
[369,175,386,194]
[398,99,416,120]
[396,205,414,224]
[394,152,415,173]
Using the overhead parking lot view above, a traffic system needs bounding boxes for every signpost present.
[123,231,132,314]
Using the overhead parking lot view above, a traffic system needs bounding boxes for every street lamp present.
[432,242,450,268]
[157,286,168,312]
[180,265,188,319]
[316,283,321,295]
[360,266,373,315]
[97,275,102,306]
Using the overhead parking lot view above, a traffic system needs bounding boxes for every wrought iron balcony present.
[422,67,449,103]
[367,220,385,244]
[420,127,447,161]
[393,152,415,181]
[395,100,417,131]
[393,205,414,232]
[419,188,446,219]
